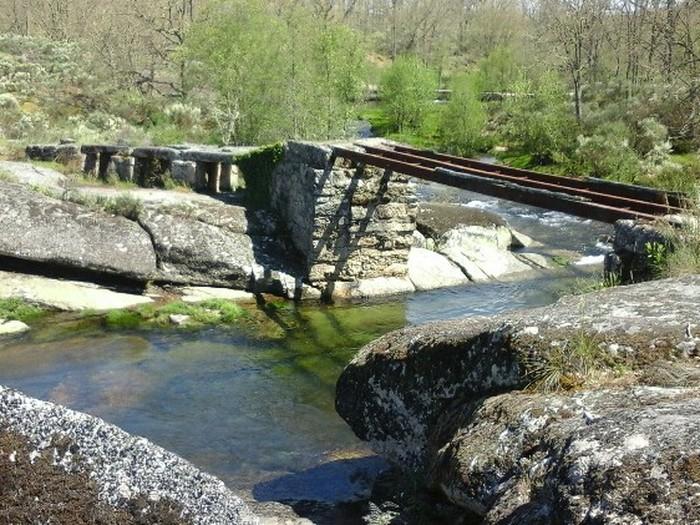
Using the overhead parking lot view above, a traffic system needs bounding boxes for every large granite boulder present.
[0,182,157,280]
[0,160,66,190]
[408,247,470,290]
[139,209,256,289]
[428,387,700,523]
[0,386,258,524]
[416,203,547,283]
[336,276,700,521]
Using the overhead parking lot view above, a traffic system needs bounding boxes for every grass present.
[0,298,46,323]
[646,213,700,278]
[358,103,441,150]
[523,330,628,392]
[104,299,247,329]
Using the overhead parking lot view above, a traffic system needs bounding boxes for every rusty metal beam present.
[392,144,687,208]
[332,147,659,223]
[360,145,681,216]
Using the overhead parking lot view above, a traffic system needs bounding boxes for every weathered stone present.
[0,386,258,524]
[171,160,197,186]
[112,155,134,182]
[0,160,65,190]
[169,314,191,325]
[330,277,415,301]
[0,319,30,335]
[139,209,255,288]
[0,182,157,281]
[438,226,533,282]
[180,286,256,304]
[0,271,153,311]
[408,247,470,291]
[607,219,670,282]
[417,203,507,240]
[427,387,700,523]
[131,147,182,160]
[336,276,700,469]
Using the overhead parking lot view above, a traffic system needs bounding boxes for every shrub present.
[438,73,488,156]
[574,122,640,182]
[646,215,700,278]
[380,56,437,133]
[501,71,578,164]
[103,195,143,220]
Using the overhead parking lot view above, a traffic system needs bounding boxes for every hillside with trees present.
[0,0,698,190]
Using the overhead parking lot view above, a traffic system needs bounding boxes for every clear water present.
[0,189,612,510]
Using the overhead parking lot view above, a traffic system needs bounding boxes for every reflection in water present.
[0,302,407,499]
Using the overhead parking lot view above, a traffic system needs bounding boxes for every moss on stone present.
[236,143,284,209]
[104,299,247,329]
[0,298,46,323]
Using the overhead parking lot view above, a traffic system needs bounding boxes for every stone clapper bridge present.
[27,140,685,301]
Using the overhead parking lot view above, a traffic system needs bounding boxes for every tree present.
[439,73,487,156]
[380,55,437,132]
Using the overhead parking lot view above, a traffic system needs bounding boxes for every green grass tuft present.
[0,298,46,323]
[104,299,247,329]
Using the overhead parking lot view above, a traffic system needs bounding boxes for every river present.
[0,183,612,520]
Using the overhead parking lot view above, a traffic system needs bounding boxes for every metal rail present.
[331,145,685,224]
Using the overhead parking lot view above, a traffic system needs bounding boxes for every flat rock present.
[180,286,256,304]
[0,319,30,335]
[438,226,533,281]
[0,160,66,190]
[0,182,157,280]
[140,209,255,288]
[331,277,415,301]
[0,386,258,524]
[408,247,469,290]
[0,271,153,311]
[417,203,507,239]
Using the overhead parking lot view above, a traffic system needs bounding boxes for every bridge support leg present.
[98,153,113,180]
[206,162,221,194]
[83,153,98,176]
[194,162,208,191]
[220,163,233,192]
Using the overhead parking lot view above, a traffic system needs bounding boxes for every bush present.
[0,298,46,323]
[574,122,640,182]
[380,56,437,133]
[501,71,579,164]
[438,73,488,156]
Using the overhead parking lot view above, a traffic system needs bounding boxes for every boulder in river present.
[336,276,700,522]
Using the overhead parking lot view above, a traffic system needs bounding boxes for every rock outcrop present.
[336,276,700,522]
[406,203,551,290]
[0,182,157,281]
[0,386,258,524]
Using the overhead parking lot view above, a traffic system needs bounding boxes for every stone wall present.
[270,141,417,299]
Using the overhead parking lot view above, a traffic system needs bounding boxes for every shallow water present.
[0,190,612,511]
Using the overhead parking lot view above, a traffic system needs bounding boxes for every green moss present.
[104,299,247,330]
[0,298,47,323]
[236,143,285,209]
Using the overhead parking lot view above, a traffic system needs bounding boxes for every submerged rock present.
[336,276,700,522]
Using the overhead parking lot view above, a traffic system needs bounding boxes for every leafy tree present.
[439,73,487,156]
[502,71,579,164]
[380,55,437,133]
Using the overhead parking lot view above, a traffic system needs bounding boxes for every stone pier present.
[181,150,236,193]
[80,145,131,180]
[269,141,417,300]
